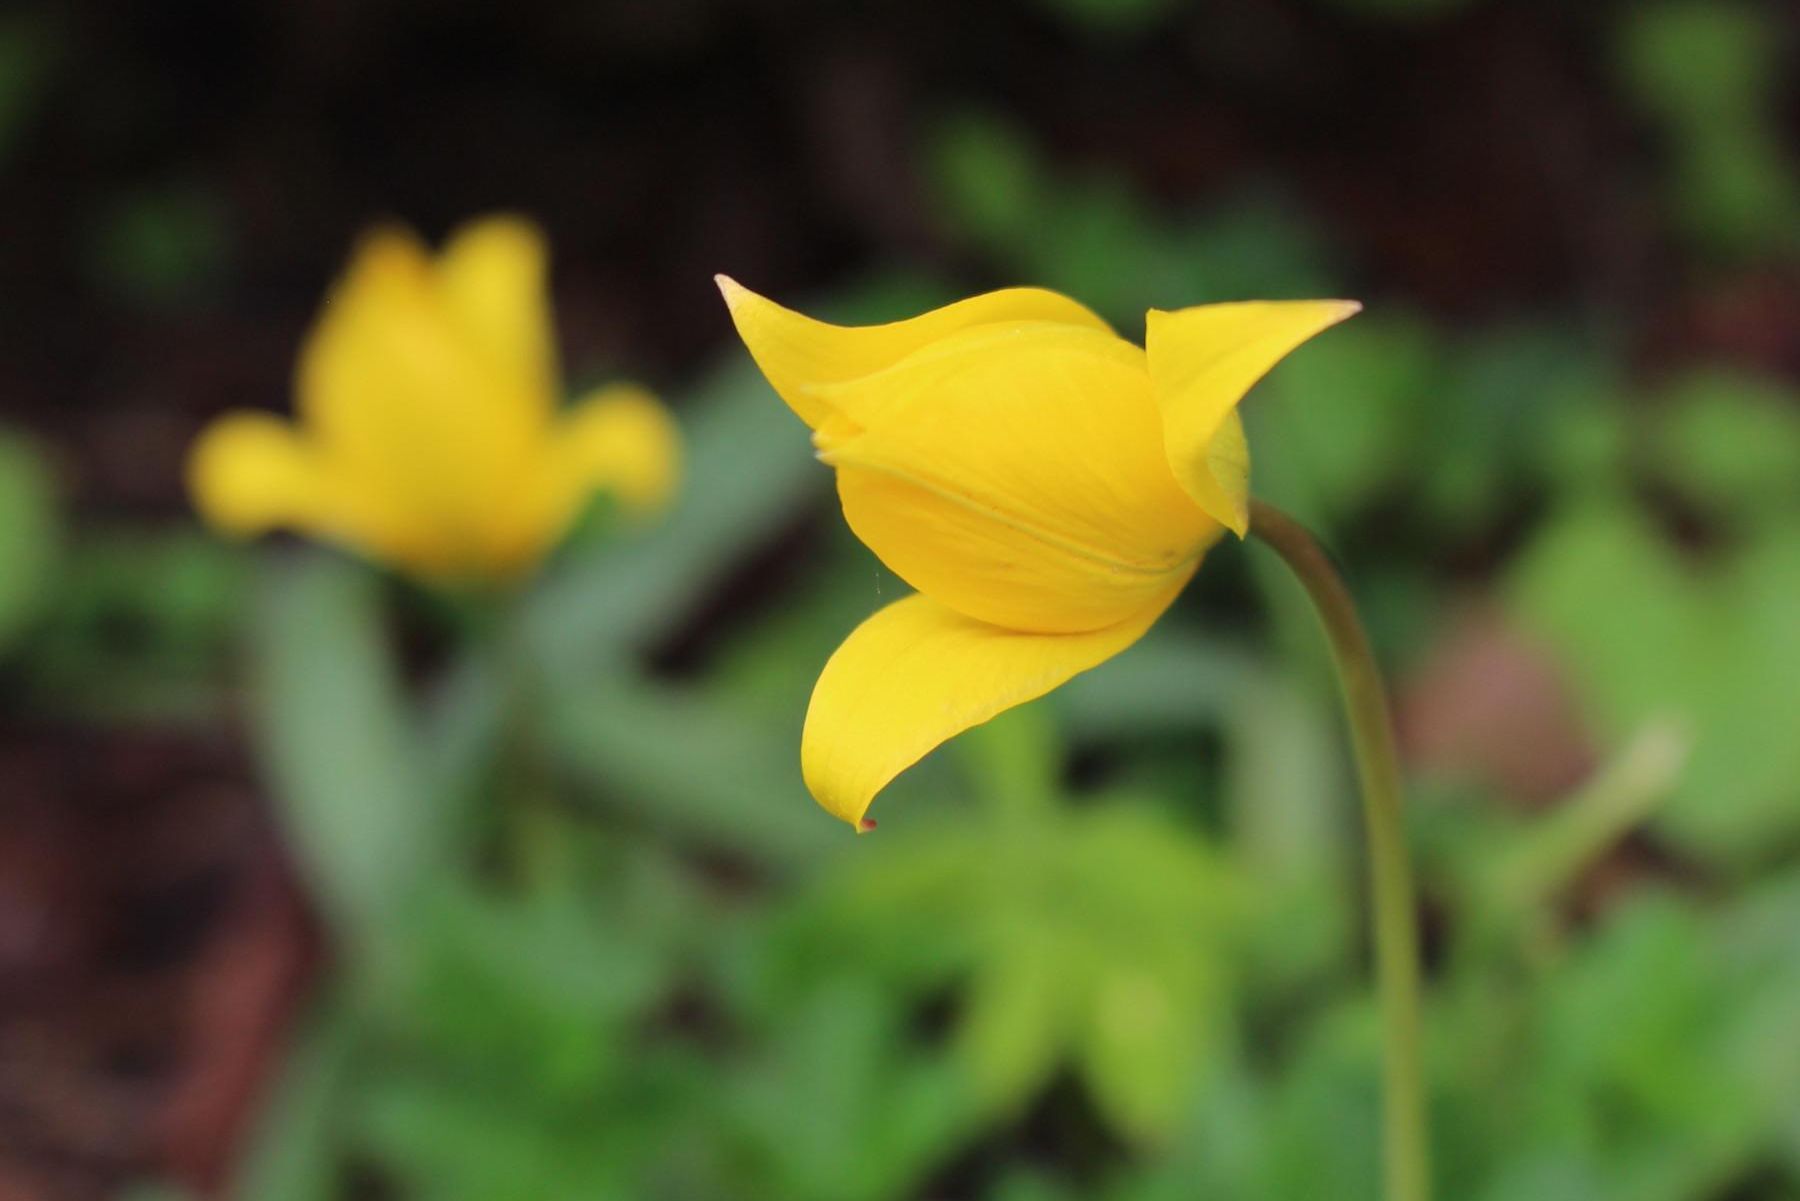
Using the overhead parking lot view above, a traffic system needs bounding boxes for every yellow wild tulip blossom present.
[188,216,680,581]
[718,278,1357,830]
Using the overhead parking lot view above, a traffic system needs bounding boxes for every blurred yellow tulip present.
[718,277,1356,829]
[188,216,680,580]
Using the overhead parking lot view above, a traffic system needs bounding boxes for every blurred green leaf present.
[1509,497,1800,864]
[989,1169,1079,1201]
[1225,671,1356,989]
[249,552,434,959]
[1159,193,1341,307]
[1649,369,1800,523]
[1617,1,1800,258]
[928,112,1337,328]
[929,112,1050,254]
[1423,325,1608,534]
[1530,893,1770,1200]
[1259,1004,1385,1201]
[730,979,973,1201]
[1104,1058,1268,1201]
[1251,311,1439,530]
[1505,497,1704,735]
[356,1067,666,1201]
[1471,719,1690,936]
[1536,386,1632,495]
[1079,953,1216,1146]
[957,703,1061,818]
[1058,626,1261,740]
[765,711,1241,1149]
[24,526,245,720]
[0,431,59,655]
[542,672,840,870]
[957,923,1073,1115]
[387,876,670,1096]
[705,523,904,720]
[1678,528,1800,862]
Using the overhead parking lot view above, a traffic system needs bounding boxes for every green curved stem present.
[1248,499,1431,1201]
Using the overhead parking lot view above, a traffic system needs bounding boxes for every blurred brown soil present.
[0,725,317,1200]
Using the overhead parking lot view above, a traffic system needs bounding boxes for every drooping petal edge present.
[1144,300,1360,536]
[801,577,1193,829]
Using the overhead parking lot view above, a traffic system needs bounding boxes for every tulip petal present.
[409,380,678,575]
[478,383,681,575]
[186,411,456,572]
[818,323,1218,632]
[715,276,1112,431]
[803,586,1187,828]
[1145,300,1360,536]
[187,412,328,538]
[551,383,682,516]
[298,226,557,542]
[436,215,558,405]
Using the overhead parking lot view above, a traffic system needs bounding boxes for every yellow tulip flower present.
[188,217,680,581]
[718,277,1357,830]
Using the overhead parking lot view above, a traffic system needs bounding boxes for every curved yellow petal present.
[818,323,1218,633]
[187,412,327,537]
[715,275,1113,431]
[295,225,436,453]
[803,584,1190,828]
[479,383,682,574]
[186,411,458,574]
[295,225,553,563]
[435,215,558,405]
[552,382,682,516]
[1144,300,1360,536]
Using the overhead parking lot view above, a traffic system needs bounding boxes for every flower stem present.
[1247,499,1431,1201]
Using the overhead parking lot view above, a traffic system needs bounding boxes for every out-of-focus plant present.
[757,707,1243,1149]
[22,528,245,721]
[0,430,59,655]
[164,216,704,1201]
[1617,0,1800,261]
[187,216,679,582]
[1507,368,1800,867]
[929,113,1337,326]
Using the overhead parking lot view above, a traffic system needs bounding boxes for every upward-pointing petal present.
[715,276,1113,431]
[436,215,558,407]
[802,584,1188,829]
[1145,300,1360,536]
